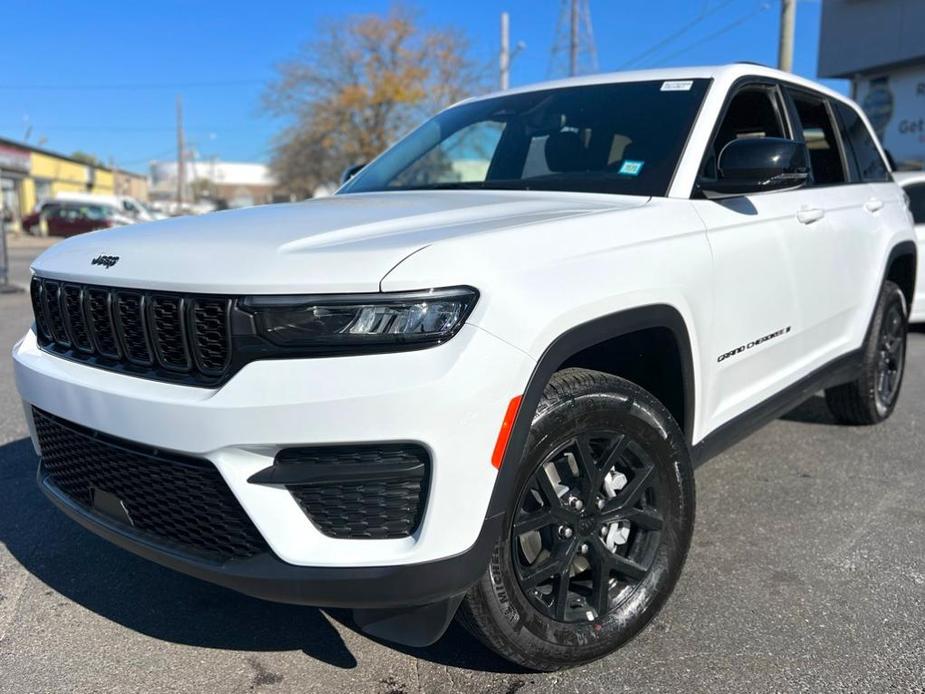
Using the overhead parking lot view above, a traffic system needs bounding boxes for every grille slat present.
[86,289,121,358]
[149,296,192,371]
[115,292,153,365]
[34,408,268,561]
[62,285,93,352]
[43,281,70,346]
[190,299,231,375]
[29,277,51,339]
[30,277,232,385]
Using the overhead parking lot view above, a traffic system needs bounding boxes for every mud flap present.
[352,593,465,647]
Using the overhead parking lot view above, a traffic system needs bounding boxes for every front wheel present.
[457,368,695,671]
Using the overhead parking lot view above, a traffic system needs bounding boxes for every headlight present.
[239,286,478,353]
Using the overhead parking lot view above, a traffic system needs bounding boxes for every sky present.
[0,0,837,173]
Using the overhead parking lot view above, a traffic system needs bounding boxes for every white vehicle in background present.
[894,171,925,321]
[55,192,165,222]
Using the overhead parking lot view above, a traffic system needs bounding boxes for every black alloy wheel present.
[511,432,663,623]
[875,300,905,415]
[457,368,695,671]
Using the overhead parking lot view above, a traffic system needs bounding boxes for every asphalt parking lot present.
[0,238,923,693]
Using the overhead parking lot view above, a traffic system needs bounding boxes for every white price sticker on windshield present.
[661,80,693,92]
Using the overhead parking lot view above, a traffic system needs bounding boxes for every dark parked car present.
[23,201,130,237]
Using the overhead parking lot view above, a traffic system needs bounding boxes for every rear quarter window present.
[834,102,891,183]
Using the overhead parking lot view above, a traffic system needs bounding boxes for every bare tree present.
[264,5,487,197]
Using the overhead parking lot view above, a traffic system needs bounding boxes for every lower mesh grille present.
[34,408,269,561]
[279,446,429,539]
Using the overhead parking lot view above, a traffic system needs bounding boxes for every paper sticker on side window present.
[661,80,693,92]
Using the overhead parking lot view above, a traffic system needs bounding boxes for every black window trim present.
[904,181,925,226]
[690,75,794,199]
[828,97,894,185]
[832,102,863,183]
[782,84,853,189]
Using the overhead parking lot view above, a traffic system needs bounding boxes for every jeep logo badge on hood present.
[91,255,119,268]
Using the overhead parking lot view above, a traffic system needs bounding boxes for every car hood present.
[31,190,648,294]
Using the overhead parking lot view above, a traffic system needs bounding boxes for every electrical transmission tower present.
[548,0,598,78]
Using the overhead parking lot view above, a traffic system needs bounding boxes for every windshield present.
[341,79,710,197]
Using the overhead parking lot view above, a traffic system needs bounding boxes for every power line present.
[117,149,177,166]
[643,2,771,68]
[0,78,265,92]
[0,125,254,133]
[618,0,738,69]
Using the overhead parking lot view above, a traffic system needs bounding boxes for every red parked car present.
[22,201,131,237]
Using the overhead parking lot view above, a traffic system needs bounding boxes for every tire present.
[457,368,695,671]
[825,281,908,425]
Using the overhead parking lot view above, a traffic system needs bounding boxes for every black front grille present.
[31,278,232,385]
[279,446,429,539]
[34,408,269,561]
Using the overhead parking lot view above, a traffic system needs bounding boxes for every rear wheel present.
[457,368,694,671]
[826,281,907,425]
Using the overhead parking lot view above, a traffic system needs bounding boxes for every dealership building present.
[819,0,925,170]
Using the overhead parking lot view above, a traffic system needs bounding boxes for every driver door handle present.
[864,197,884,213]
[797,207,825,225]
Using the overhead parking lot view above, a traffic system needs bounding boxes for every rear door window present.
[788,91,847,186]
[833,102,891,183]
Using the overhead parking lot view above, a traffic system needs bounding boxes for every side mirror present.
[341,163,367,185]
[700,137,810,199]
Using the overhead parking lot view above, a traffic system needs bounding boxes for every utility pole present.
[549,0,597,79]
[176,94,185,210]
[500,11,510,90]
[0,165,8,291]
[778,0,796,72]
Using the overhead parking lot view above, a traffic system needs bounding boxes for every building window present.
[34,178,53,204]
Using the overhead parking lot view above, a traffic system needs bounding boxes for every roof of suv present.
[462,63,852,108]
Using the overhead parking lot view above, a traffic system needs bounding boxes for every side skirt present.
[691,349,863,467]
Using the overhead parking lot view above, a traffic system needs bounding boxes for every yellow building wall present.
[22,152,116,214]
[21,178,36,215]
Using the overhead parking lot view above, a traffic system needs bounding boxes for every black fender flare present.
[883,240,917,310]
[484,303,696,519]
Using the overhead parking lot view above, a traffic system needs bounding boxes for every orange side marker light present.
[491,395,523,469]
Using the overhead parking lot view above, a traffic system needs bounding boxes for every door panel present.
[783,89,863,364]
[789,184,875,365]
[693,81,815,433]
[694,192,807,432]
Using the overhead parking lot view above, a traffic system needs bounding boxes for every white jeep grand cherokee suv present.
[12,64,916,670]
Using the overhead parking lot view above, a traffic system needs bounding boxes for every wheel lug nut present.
[558,525,573,539]
[596,497,605,510]
[569,497,584,511]
[579,543,589,555]
[600,525,608,537]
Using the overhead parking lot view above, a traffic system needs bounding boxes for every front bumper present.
[38,464,503,609]
[13,323,534,603]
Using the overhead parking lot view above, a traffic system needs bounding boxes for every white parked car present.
[12,64,916,670]
[55,192,164,222]
[893,171,925,321]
